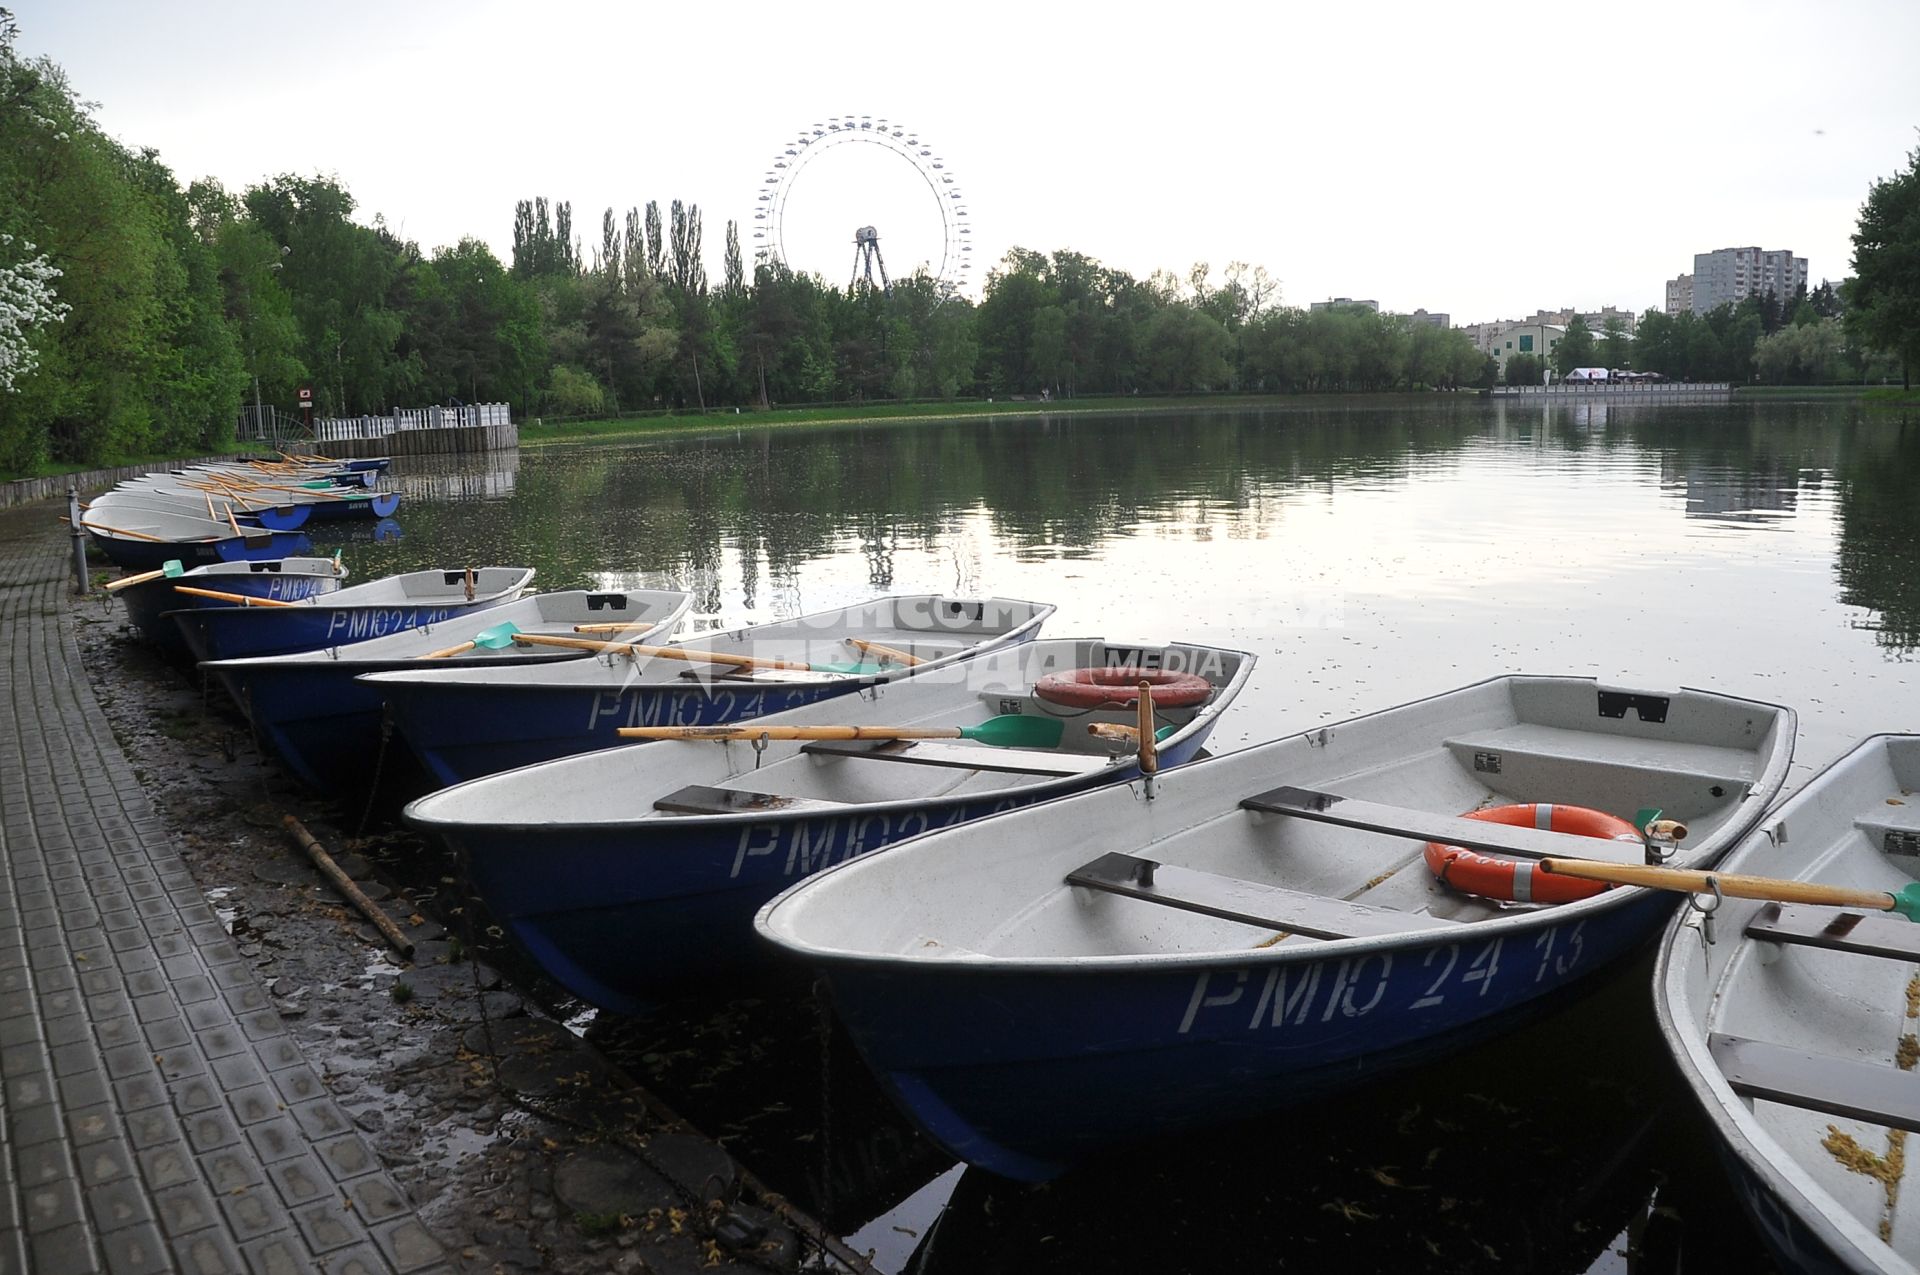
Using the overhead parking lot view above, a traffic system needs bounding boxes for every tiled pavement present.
[1,511,449,1274]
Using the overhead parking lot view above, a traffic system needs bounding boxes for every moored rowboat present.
[202,588,691,796]
[756,675,1795,1182]
[171,566,534,663]
[1655,735,1920,1274]
[405,637,1254,1013]
[360,594,1056,786]
[117,557,348,654]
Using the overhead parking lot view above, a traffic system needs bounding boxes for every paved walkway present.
[0,509,448,1274]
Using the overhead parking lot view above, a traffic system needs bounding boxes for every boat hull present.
[443,728,1217,1015]
[301,490,400,520]
[815,890,1667,1181]
[121,563,344,655]
[89,529,312,573]
[173,594,516,663]
[383,676,878,788]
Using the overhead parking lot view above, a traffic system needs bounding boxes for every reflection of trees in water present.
[373,402,1920,653]
[427,407,1497,598]
[1836,416,1920,653]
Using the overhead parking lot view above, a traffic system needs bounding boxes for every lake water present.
[355,396,1920,1272]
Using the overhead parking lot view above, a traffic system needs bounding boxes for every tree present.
[1553,315,1595,376]
[1599,317,1630,369]
[1505,352,1543,385]
[1849,140,1920,389]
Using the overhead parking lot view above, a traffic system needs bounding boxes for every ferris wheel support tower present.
[851,226,890,293]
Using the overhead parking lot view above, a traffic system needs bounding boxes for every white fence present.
[312,403,512,442]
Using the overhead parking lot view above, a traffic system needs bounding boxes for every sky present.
[13,0,1919,324]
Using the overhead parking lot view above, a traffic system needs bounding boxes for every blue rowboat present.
[1655,735,1920,1275]
[118,557,349,655]
[202,588,692,797]
[92,488,313,533]
[296,489,400,520]
[170,566,534,664]
[80,507,312,572]
[361,594,1056,787]
[757,675,1796,1182]
[405,637,1255,1015]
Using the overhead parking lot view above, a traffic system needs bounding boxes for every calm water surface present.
[351,397,1920,1273]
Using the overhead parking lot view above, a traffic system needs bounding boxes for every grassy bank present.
[1864,386,1920,406]
[517,393,1440,446]
[1731,384,1877,398]
[0,440,254,485]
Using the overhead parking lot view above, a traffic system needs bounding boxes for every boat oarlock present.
[1425,804,1644,905]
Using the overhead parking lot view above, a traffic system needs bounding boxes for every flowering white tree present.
[0,233,67,392]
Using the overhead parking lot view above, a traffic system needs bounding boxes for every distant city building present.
[1485,323,1565,381]
[1406,309,1450,328]
[1665,274,1694,316]
[1690,247,1807,314]
[1462,308,1635,367]
[1308,297,1380,313]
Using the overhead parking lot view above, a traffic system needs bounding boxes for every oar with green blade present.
[418,621,523,659]
[104,559,186,592]
[617,715,1067,748]
[1538,858,1920,922]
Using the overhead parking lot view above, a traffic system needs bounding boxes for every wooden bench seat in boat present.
[1709,1033,1920,1134]
[1745,903,1920,962]
[654,784,852,816]
[1066,851,1464,942]
[800,738,1115,777]
[1239,786,1647,865]
[1442,724,1757,793]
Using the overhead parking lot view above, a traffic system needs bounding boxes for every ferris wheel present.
[753,115,973,296]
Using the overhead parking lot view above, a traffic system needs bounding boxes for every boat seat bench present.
[654,784,851,816]
[1066,851,1463,941]
[1443,725,1756,792]
[1239,786,1647,865]
[1709,1033,1920,1134]
[1745,903,1920,962]
[802,739,1113,777]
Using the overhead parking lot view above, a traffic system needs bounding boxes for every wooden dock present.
[308,404,518,458]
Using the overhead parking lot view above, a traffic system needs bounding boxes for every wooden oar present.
[104,559,187,592]
[1137,681,1159,776]
[844,637,927,667]
[224,503,244,538]
[617,715,1067,748]
[1088,722,1175,746]
[1538,858,1920,922]
[172,585,297,608]
[525,630,870,673]
[79,519,172,542]
[510,633,817,670]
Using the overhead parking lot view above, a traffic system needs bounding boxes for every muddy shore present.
[69,587,837,1274]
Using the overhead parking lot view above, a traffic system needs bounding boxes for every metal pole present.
[67,484,89,595]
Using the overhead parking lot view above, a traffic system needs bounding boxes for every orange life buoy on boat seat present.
[1423,804,1642,904]
[1032,667,1213,710]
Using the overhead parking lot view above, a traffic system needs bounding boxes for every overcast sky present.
[13,0,1918,323]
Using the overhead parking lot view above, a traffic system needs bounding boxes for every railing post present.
[68,484,90,595]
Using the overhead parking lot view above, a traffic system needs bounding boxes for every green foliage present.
[544,364,607,416]
[1553,315,1595,376]
[1753,318,1847,384]
[1849,140,1920,389]
[1504,352,1543,385]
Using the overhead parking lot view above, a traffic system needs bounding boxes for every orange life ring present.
[1423,804,1641,905]
[1033,667,1213,710]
